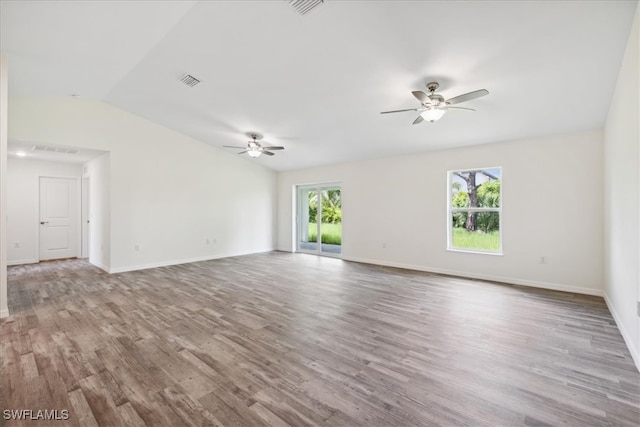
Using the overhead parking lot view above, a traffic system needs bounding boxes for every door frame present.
[81,176,90,259]
[38,175,82,262]
[295,182,342,258]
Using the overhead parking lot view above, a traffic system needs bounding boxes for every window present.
[448,167,502,254]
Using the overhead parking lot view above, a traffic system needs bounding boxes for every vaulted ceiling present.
[1,0,637,171]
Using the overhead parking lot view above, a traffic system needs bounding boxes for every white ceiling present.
[1,0,637,171]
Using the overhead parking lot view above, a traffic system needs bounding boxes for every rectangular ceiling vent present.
[289,0,324,16]
[179,74,201,87]
[32,145,78,154]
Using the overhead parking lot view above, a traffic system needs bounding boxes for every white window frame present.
[447,167,503,255]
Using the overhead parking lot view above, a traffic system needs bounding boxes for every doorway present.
[297,184,342,256]
[39,176,81,261]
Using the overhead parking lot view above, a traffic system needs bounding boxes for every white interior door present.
[39,177,79,261]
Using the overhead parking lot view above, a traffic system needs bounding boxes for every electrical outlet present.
[134,244,140,252]
[539,256,547,264]
[206,238,210,245]
[382,242,387,249]
[13,242,19,248]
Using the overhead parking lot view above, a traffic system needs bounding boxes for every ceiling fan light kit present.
[421,106,447,123]
[381,81,488,124]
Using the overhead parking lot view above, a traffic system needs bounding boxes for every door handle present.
[40,221,49,225]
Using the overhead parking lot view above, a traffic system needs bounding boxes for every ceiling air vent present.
[179,74,201,87]
[32,145,78,154]
[289,0,324,16]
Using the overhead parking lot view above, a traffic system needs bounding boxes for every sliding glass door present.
[297,184,342,256]
[298,187,319,252]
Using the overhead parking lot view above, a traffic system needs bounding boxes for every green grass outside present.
[452,228,500,251]
[305,224,496,249]
[308,223,342,245]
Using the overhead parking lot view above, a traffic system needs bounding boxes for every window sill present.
[447,248,503,256]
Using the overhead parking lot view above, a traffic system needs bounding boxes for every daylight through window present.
[448,167,502,253]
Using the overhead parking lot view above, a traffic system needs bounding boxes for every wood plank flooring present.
[2,252,639,426]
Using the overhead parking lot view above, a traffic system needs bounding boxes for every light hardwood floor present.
[2,252,639,426]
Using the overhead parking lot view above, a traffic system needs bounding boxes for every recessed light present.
[15,151,27,157]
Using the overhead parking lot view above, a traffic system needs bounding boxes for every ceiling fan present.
[381,82,489,124]
[223,133,284,158]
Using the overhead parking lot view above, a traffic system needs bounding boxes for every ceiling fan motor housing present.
[429,94,445,106]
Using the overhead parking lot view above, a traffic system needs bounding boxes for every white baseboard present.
[89,260,110,273]
[603,292,640,372]
[341,255,604,297]
[0,308,9,318]
[7,259,38,266]
[108,248,275,274]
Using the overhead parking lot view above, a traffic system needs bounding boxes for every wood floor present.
[2,252,639,427]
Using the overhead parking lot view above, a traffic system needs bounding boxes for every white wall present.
[0,53,8,318]
[84,153,111,271]
[279,129,604,295]
[8,97,277,273]
[604,3,639,369]
[7,158,83,265]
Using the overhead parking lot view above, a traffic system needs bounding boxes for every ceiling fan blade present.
[446,89,489,105]
[381,107,421,114]
[448,106,476,111]
[412,115,424,125]
[237,150,249,155]
[223,145,247,149]
[261,150,275,156]
[262,146,284,150]
[412,91,430,104]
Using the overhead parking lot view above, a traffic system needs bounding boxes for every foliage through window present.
[307,189,342,226]
[449,168,502,253]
